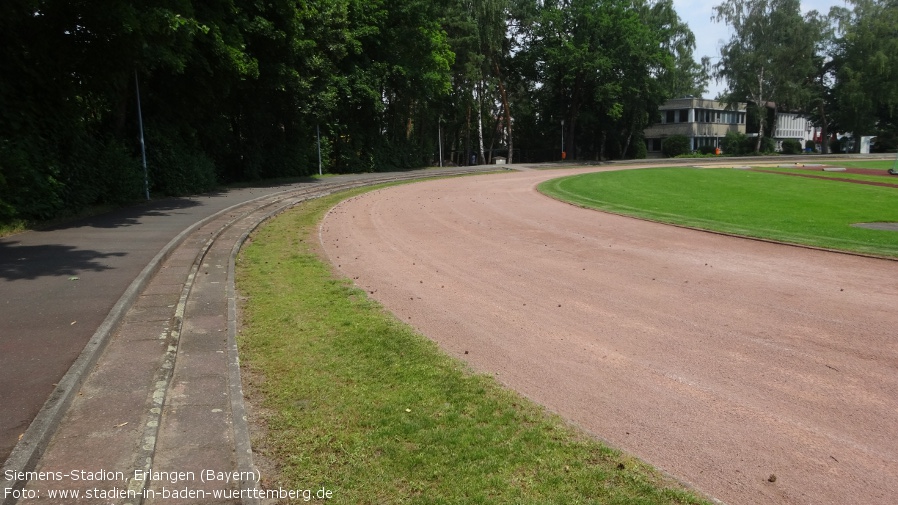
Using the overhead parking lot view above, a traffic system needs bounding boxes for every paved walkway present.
[1,183,308,464]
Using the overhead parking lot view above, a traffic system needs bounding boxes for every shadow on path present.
[43,197,207,230]
[0,243,125,281]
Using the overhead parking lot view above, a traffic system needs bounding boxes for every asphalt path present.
[0,181,327,463]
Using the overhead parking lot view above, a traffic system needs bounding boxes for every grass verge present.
[236,185,709,504]
[539,167,898,258]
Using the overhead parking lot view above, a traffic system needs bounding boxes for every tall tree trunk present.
[486,114,501,164]
[622,114,639,159]
[568,74,584,159]
[465,102,472,165]
[754,69,765,153]
[494,61,513,164]
[818,102,829,154]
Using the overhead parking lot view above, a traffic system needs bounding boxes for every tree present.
[712,0,820,152]
[831,0,898,150]
[507,0,698,161]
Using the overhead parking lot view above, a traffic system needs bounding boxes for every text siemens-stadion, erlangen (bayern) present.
[5,468,260,485]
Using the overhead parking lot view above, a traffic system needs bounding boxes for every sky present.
[671,0,847,98]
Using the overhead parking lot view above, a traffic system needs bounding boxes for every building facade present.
[771,112,816,151]
[644,97,747,154]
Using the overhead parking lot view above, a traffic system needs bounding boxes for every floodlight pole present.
[561,119,565,161]
[317,124,322,176]
[135,70,149,200]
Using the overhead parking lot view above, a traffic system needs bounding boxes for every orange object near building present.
[715,147,721,155]
[561,151,567,160]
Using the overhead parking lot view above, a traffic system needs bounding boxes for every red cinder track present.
[320,166,898,505]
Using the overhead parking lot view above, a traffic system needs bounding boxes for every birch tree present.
[713,0,818,151]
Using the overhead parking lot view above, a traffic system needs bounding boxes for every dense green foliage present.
[0,0,457,221]
[539,168,898,258]
[829,0,898,149]
[2,0,892,223]
[712,0,898,154]
[712,0,819,151]
[780,139,803,154]
[661,135,691,157]
[0,0,702,223]
[509,0,706,162]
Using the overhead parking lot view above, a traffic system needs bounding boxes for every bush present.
[675,152,717,158]
[805,140,816,151]
[722,131,747,155]
[781,139,803,155]
[759,136,776,153]
[661,135,691,157]
[0,137,65,220]
[146,123,219,196]
[628,137,648,159]
[698,145,716,155]
[872,131,898,153]
[830,138,843,154]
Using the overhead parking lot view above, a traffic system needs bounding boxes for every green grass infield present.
[236,184,709,504]
[539,167,898,258]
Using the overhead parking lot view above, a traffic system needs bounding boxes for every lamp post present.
[317,124,322,176]
[134,70,149,200]
[561,119,565,161]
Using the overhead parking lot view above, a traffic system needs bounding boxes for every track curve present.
[320,166,898,505]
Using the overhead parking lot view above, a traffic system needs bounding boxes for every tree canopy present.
[1,0,891,223]
[710,0,897,153]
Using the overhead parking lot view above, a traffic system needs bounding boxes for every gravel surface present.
[319,166,898,505]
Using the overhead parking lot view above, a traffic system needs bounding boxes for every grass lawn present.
[236,185,709,505]
[539,167,898,258]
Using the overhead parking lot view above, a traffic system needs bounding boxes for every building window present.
[666,110,675,123]
[679,109,689,123]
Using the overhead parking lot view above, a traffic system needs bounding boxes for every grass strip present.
[236,185,709,505]
[539,167,898,258]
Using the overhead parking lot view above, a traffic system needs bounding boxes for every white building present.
[771,112,814,151]
[645,98,825,154]
[643,97,747,154]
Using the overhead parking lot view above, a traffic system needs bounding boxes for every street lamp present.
[317,124,322,176]
[134,70,149,200]
[561,119,565,161]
